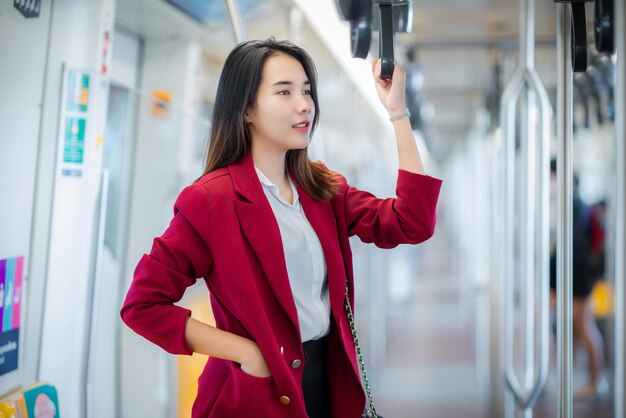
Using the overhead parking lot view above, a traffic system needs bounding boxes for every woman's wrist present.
[235,337,259,365]
[389,109,410,123]
[386,99,407,114]
[236,338,271,377]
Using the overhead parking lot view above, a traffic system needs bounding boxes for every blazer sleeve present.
[340,169,442,248]
[120,185,214,355]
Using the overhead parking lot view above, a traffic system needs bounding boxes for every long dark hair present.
[200,38,341,200]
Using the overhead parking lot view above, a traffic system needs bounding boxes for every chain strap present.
[344,285,378,418]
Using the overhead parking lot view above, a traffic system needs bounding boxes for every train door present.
[91,27,143,418]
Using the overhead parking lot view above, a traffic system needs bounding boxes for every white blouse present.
[254,166,331,342]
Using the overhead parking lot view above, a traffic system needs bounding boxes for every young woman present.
[121,38,442,418]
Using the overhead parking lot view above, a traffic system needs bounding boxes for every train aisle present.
[375,215,615,418]
[376,220,490,418]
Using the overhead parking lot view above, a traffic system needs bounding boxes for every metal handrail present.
[501,65,552,411]
[500,0,552,413]
[556,4,574,418]
[491,128,507,418]
[613,1,625,417]
[225,0,247,43]
[85,169,110,418]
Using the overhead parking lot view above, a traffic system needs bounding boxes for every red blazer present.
[121,152,442,418]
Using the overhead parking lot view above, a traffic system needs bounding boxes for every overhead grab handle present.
[554,0,593,72]
[334,0,413,79]
[594,0,615,54]
[335,0,372,58]
[378,4,395,79]
[571,2,589,72]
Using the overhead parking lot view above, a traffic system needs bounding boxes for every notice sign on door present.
[0,256,23,377]
[63,117,86,164]
[67,72,90,113]
[60,69,91,177]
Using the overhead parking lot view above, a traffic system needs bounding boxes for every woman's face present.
[245,53,315,155]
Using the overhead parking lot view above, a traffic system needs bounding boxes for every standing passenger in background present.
[549,159,606,399]
[120,38,442,418]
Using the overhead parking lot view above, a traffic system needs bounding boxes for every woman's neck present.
[250,146,289,187]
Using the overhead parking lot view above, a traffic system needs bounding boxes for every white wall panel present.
[0,0,52,396]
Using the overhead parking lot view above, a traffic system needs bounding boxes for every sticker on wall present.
[61,168,83,177]
[0,257,23,377]
[63,117,86,164]
[23,383,60,418]
[67,72,90,113]
[101,32,111,75]
[13,0,41,18]
[151,90,172,117]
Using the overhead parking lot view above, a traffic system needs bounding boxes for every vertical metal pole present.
[491,127,507,418]
[86,169,110,418]
[224,0,247,43]
[614,0,625,416]
[536,72,552,418]
[521,3,537,418]
[503,76,520,418]
[556,4,573,418]
[520,80,533,418]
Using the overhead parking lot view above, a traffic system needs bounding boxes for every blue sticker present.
[62,168,83,177]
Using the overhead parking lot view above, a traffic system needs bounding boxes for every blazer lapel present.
[229,153,300,335]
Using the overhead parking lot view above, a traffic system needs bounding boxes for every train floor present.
[376,225,614,418]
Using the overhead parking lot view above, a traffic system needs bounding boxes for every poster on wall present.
[67,72,90,113]
[63,117,86,164]
[60,70,93,178]
[0,257,23,377]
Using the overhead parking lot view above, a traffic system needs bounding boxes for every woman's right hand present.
[239,341,272,378]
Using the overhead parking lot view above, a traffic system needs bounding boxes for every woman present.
[121,38,442,418]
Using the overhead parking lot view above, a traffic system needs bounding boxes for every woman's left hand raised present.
[371,59,406,117]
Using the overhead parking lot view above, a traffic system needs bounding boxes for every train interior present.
[0,0,624,417]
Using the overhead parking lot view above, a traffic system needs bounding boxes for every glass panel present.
[103,84,131,258]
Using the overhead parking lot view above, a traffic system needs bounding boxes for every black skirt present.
[302,336,331,418]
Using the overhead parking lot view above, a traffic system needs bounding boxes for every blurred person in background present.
[549,159,606,399]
